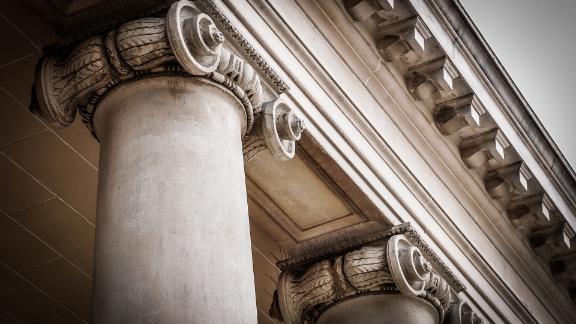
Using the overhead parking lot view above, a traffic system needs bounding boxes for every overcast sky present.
[459,0,576,170]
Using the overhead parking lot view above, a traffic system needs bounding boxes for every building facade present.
[0,0,575,323]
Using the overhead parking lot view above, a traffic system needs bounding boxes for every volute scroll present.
[167,0,223,75]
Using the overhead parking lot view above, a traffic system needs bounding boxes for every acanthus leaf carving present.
[273,244,395,324]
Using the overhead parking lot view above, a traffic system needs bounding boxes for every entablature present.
[342,0,576,315]
[236,0,576,322]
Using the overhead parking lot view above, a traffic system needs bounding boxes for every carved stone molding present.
[344,0,576,308]
[434,95,487,135]
[270,224,474,324]
[485,161,534,202]
[459,129,511,170]
[345,0,396,23]
[508,193,556,236]
[32,0,302,162]
[406,56,458,102]
[551,252,576,288]
[196,0,289,94]
[531,222,574,262]
[376,16,431,64]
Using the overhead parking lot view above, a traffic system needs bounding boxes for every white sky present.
[459,0,576,170]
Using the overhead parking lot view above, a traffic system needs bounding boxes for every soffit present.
[246,134,385,248]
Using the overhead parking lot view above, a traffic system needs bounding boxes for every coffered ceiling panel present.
[246,148,369,245]
[247,150,354,229]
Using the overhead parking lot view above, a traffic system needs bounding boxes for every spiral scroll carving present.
[271,232,472,324]
[387,235,453,322]
[33,0,304,162]
[448,300,484,324]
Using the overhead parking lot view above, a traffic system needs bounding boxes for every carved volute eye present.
[262,100,306,161]
[183,14,223,56]
[400,246,430,282]
[167,0,223,75]
[277,111,305,141]
[290,114,306,139]
[448,300,485,324]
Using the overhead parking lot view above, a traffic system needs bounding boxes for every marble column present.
[270,224,484,324]
[91,76,254,323]
[31,1,302,323]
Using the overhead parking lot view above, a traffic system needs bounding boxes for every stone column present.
[316,294,438,324]
[91,76,254,323]
[31,1,302,323]
[269,224,484,324]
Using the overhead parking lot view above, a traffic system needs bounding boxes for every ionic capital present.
[32,0,302,162]
[270,224,480,324]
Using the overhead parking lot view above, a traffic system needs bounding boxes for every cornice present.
[433,0,576,214]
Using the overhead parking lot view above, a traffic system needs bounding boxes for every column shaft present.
[91,76,257,323]
[317,294,438,324]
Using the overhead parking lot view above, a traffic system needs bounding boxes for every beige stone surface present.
[317,295,438,324]
[92,76,256,323]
